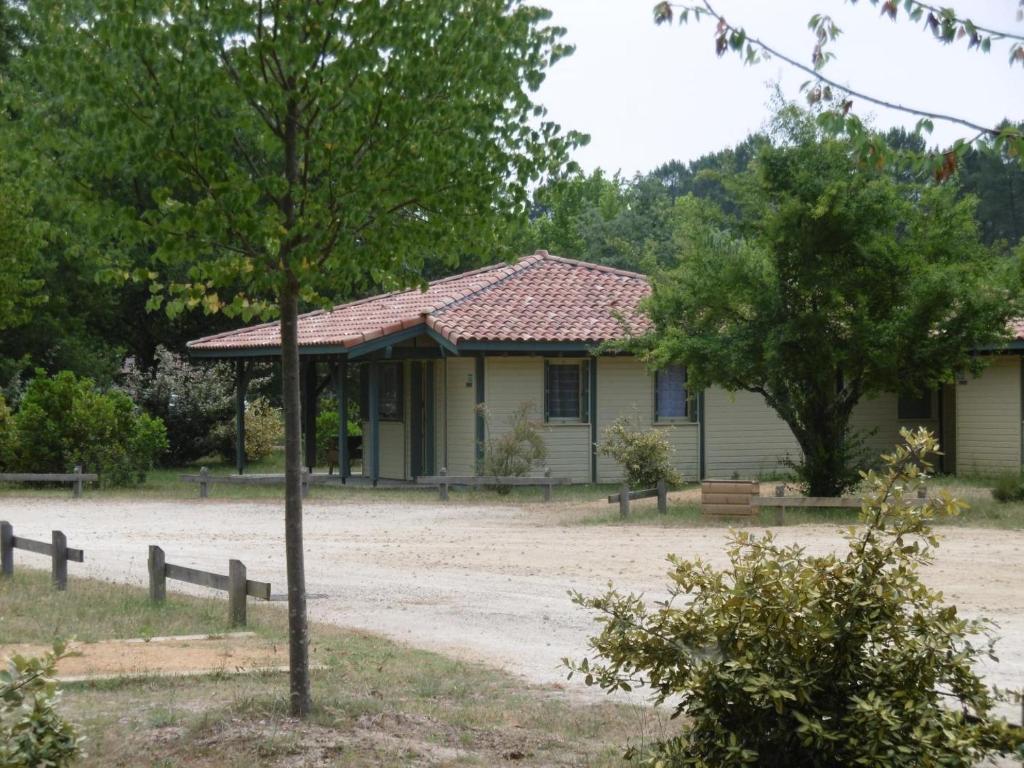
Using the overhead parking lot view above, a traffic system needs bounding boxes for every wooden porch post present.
[235,360,248,475]
[302,359,318,472]
[336,359,349,480]
[368,361,380,485]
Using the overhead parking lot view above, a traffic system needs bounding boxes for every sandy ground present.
[1,633,289,680]
[2,494,1023,717]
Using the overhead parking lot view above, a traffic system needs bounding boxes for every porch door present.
[409,361,435,478]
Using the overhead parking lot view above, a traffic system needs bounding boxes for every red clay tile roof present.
[187,252,651,353]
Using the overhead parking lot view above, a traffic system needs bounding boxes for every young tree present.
[636,111,1022,495]
[16,0,581,715]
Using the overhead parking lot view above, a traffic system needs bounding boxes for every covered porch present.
[189,328,454,485]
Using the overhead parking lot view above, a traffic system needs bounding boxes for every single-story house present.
[187,252,1024,483]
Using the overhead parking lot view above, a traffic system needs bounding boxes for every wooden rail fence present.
[0,465,97,498]
[751,484,929,525]
[147,545,271,627]
[607,479,668,518]
[181,467,312,498]
[0,521,84,590]
[415,467,570,502]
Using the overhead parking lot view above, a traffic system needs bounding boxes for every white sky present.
[535,0,1023,175]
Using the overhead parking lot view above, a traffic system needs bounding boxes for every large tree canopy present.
[14,0,582,714]
[637,112,1023,495]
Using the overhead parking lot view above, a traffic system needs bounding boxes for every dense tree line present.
[2,0,1020,396]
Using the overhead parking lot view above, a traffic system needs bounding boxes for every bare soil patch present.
[1,633,289,680]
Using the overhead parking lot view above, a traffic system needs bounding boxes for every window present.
[360,363,404,421]
[897,391,931,420]
[378,362,403,421]
[544,360,590,421]
[655,365,688,420]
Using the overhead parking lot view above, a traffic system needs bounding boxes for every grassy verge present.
[0,451,622,506]
[577,476,1024,530]
[1,569,645,767]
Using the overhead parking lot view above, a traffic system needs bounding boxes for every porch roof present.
[187,252,651,357]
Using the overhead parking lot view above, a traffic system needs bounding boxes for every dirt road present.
[3,494,1022,713]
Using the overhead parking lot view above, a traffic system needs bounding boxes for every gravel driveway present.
[3,494,1023,716]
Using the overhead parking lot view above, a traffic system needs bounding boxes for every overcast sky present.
[535,0,1022,176]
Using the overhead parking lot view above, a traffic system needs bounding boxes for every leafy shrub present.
[598,417,681,489]
[0,394,15,470]
[992,473,1024,503]
[212,397,283,463]
[121,346,237,465]
[568,429,1021,767]
[478,403,547,494]
[0,641,82,767]
[314,396,363,460]
[13,370,167,485]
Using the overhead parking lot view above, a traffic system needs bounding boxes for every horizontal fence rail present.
[147,545,271,627]
[751,484,929,524]
[181,467,314,498]
[415,467,570,502]
[1,521,84,590]
[607,479,668,518]
[0,466,98,498]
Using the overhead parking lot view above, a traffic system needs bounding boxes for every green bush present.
[478,402,547,494]
[314,396,362,460]
[992,473,1024,503]
[13,370,167,485]
[212,396,283,463]
[598,417,681,489]
[568,429,1021,767]
[0,394,15,470]
[0,641,82,767]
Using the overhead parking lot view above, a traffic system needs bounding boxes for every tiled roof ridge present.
[187,257,535,348]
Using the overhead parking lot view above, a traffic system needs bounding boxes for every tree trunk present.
[280,279,311,717]
[791,410,854,498]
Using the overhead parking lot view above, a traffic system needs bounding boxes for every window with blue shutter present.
[655,365,687,421]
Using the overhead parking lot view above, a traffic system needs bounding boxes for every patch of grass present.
[0,569,285,644]
[1,569,645,767]
[0,450,621,506]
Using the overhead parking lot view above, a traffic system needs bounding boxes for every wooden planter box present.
[701,479,759,517]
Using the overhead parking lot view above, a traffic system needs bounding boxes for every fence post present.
[228,559,247,627]
[543,467,552,503]
[72,465,83,499]
[1,521,12,577]
[51,530,68,591]
[148,545,166,603]
[774,484,786,526]
[439,467,449,501]
[619,483,630,519]
[657,479,667,514]
[199,466,209,499]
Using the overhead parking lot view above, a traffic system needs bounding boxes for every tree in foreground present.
[636,109,1021,496]
[567,429,1022,767]
[17,0,581,715]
